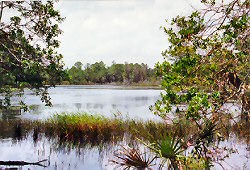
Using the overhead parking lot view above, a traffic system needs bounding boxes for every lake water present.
[0,85,249,169]
[0,85,163,170]
[0,134,121,170]
[13,85,162,121]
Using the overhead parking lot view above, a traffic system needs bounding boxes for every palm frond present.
[110,145,156,169]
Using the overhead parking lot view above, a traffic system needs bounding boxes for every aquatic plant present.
[0,112,249,169]
[46,112,125,145]
[111,145,156,170]
[137,132,184,169]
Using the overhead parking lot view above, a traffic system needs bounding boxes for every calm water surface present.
[18,85,162,121]
[0,85,249,169]
[0,85,162,169]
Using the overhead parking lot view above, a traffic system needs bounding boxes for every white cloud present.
[56,0,202,68]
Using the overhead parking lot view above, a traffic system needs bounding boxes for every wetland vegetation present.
[0,0,249,169]
[0,111,249,169]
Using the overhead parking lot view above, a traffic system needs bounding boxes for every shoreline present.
[54,84,162,90]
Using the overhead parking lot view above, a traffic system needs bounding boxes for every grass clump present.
[46,112,125,144]
[46,113,173,145]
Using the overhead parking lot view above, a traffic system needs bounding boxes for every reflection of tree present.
[75,103,82,110]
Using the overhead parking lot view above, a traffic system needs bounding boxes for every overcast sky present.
[54,0,202,68]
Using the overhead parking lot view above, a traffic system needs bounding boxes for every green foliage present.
[49,112,111,126]
[65,61,158,85]
[107,63,125,82]
[0,1,65,109]
[88,61,107,83]
[153,0,250,120]
[151,0,250,168]
[67,62,86,84]
[138,132,185,169]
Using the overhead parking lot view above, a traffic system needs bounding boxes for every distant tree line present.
[62,61,159,85]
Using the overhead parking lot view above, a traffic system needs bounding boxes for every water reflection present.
[0,122,120,170]
[0,118,249,169]
[1,86,249,169]
[74,103,82,110]
[17,86,162,121]
[0,135,113,170]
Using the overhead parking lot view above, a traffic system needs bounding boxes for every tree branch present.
[0,1,3,23]
[0,159,48,168]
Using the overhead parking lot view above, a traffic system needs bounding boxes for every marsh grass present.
[0,112,222,145]
[45,113,185,145]
[0,113,174,146]
[46,113,126,145]
[0,112,249,169]
[1,113,248,144]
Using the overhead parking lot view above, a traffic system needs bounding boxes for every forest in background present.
[62,61,160,85]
